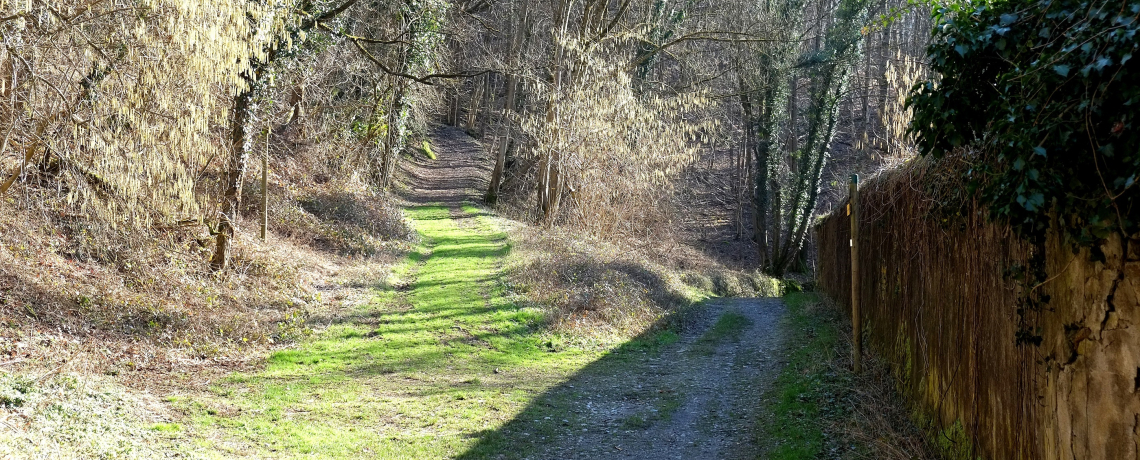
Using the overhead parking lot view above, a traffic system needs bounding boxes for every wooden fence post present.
[261,129,269,241]
[850,174,861,373]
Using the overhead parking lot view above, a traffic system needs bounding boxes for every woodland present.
[0,0,1137,458]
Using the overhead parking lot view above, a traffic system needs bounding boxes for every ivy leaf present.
[1053,64,1070,76]
[1026,193,1045,211]
[1033,146,1047,157]
[955,44,969,56]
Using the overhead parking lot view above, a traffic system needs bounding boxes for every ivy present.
[907,0,1140,246]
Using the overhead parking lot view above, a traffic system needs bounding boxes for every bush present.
[907,0,1140,244]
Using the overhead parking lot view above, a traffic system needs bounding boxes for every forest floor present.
[159,127,789,459]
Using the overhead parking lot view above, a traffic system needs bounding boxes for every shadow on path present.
[456,297,787,460]
[400,126,491,207]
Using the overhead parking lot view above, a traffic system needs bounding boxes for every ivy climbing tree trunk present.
[210,0,359,271]
[210,13,275,271]
[748,0,871,276]
[211,68,262,272]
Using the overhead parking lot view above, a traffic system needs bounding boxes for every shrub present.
[907,0,1140,244]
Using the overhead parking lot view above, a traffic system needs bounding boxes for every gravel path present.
[406,126,788,459]
[527,298,786,460]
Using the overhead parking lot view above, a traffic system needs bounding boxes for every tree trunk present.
[541,152,563,223]
[1,47,12,133]
[466,74,483,131]
[381,83,407,187]
[486,74,517,205]
[487,2,529,205]
[210,87,255,271]
[538,0,570,225]
[476,73,492,138]
[486,136,507,205]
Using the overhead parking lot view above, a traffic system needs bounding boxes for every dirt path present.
[401,126,491,206]
[598,298,784,460]
[463,298,786,460]
[401,127,788,459]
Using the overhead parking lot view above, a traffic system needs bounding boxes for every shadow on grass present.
[451,314,691,460]
[194,204,743,458]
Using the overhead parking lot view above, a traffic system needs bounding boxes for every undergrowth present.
[0,137,415,373]
[758,292,937,460]
[0,372,182,459]
[503,222,779,346]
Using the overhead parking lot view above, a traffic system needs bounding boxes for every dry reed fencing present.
[815,158,1140,460]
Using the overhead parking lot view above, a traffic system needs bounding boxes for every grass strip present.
[690,311,752,356]
[756,292,853,459]
[177,205,601,458]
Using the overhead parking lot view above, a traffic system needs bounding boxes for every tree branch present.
[349,38,489,85]
[627,31,782,71]
[316,22,409,46]
[589,0,632,45]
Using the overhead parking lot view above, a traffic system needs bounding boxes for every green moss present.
[903,417,979,460]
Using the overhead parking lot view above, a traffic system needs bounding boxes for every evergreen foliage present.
[908,0,1140,244]
[746,0,873,275]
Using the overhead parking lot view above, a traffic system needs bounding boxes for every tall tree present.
[748,0,872,275]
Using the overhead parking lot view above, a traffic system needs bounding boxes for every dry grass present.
[0,136,417,454]
[761,293,938,460]
[499,217,780,346]
[0,136,415,382]
[815,297,940,460]
[0,371,183,459]
[489,136,784,347]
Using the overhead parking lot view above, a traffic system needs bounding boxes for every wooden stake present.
[850,174,861,373]
[261,129,269,241]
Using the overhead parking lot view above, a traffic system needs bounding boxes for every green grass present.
[151,423,183,433]
[691,311,751,356]
[179,205,607,458]
[757,292,852,460]
[422,140,436,160]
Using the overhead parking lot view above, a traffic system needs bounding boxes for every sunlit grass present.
[180,205,603,458]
